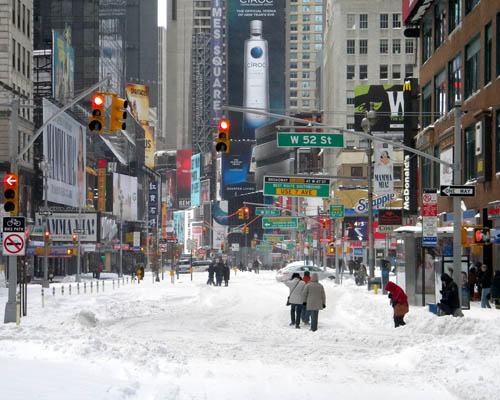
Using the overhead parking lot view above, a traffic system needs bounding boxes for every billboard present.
[173,211,185,244]
[52,28,74,103]
[35,213,97,242]
[210,0,225,125]
[354,85,404,132]
[373,142,394,195]
[191,153,201,207]
[177,150,192,209]
[43,99,86,208]
[165,170,177,209]
[201,179,210,204]
[225,0,285,199]
[143,124,155,169]
[125,84,150,124]
[112,173,138,221]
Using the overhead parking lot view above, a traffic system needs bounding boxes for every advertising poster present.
[200,179,210,204]
[97,160,107,212]
[177,150,192,209]
[112,173,138,221]
[165,171,177,209]
[373,143,394,195]
[173,211,185,244]
[225,0,285,199]
[35,213,97,242]
[43,99,86,208]
[52,28,74,103]
[191,153,201,207]
[354,85,404,132]
[125,84,150,124]
[143,124,155,169]
[210,0,225,125]
[148,180,158,228]
[212,200,228,250]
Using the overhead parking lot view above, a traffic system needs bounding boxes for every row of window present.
[346,39,414,55]
[290,61,312,70]
[290,14,323,23]
[290,99,312,108]
[347,13,401,30]
[290,80,313,88]
[12,0,31,38]
[290,24,323,32]
[422,13,500,128]
[290,33,323,42]
[290,72,312,79]
[289,43,323,51]
[289,5,323,13]
[349,166,403,180]
[12,39,31,79]
[346,64,413,80]
[290,90,312,98]
[290,0,323,3]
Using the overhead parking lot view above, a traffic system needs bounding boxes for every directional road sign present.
[256,244,273,251]
[329,204,345,218]
[3,232,25,255]
[439,185,476,197]
[277,132,344,148]
[263,234,285,242]
[256,208,280,216]
[263,176,331,198]
[262,217,299,229]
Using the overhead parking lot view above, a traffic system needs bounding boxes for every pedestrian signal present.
[473,228,490,244]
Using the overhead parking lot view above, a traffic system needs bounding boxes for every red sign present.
[402,0,422,25]
[422,192,438,217]
[3,233,25,255]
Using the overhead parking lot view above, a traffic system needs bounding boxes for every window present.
[496,110,500,173]
[17,43,20,72]
[380,64,388,79]
[290,43,298,50]
[314,25,322,32]
[485,22,492,85]
[302,43,310,50]
[302,62,310,69]
[347,90,354,105]
[290,24,298,31]
[392,64,401,79]
[351,167,363,177]
[359,39,368,54]
[422,15,432,62]
[314,15,322,22]
[303,34,310,41]
[422,82,432,127]
[380,39,388,54]
[360,14,368,29]
[448,54,462,109]
[12,0,15,24]
[290,53,298,60]
[360,65,368,79]
[290,100,297,107]
[303,53,310,59]
[303,25,310,31]
[464,125,476,181]
[394,166,402,180]
[290,5,297,12]
[302,72,310,79]
[290,15,298,22]
[465,34,480,98]
[27,50,30,78]
[17,0,20,28]
[302,100,310,107]
[314,43,322,50]
[22,4,25,34]
[290,62,298,69]
[347,39,355,54]
[392,39,401,54]
[303,5,310,12]
[392,13,401,28]
[302,91,310,98]
[405,64,414,78]
[303,15,310,22]
[12,39,15,68]
[449,0,462,33]
[22,47,25,76]
[290,81,297,88]
[405,39,414,54]
[302,81,311,88]
[434,0,446,49]
[314,6,323,12]
[465,0,480,15]
[434,69,447,119]
[290,72,297,79]
[290,90,297,98]
[290,34,297,41]
[380,13,388,29]
[314,34,322,41]
[347,65,355,80]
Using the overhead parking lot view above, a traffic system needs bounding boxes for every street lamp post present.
[119,193,123,278]
[40,158,50,288]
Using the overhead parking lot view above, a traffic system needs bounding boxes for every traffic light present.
[243,227,249,235]
[72,233,78,244]
[221,242,225,251]
[109,95,128,132]
[461,227,467,246]
[3,173,18,215]
[328,243,335,255]
[88,92,106,133]
[243,206,250,220]
[320,217,328,229]
[44,230,50,243]
[215,119,230,153]
[473,228,490,244]
[238,207,244,220]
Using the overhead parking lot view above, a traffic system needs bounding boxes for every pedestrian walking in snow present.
[302,272,326,332]
[301,271,312,325]
[215,258,224,286]
[491,270,500,308]
[223,262,230,286]
[207,262,215,285]
[385,281,409,328]
[284,273,306,329]
[437,273,463,317]
[479,264,492,308]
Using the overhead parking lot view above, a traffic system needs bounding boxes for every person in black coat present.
[491,270,500,307]
[223,262,230,286]
[437,273,461,316]
[207,262,215,285]
[215,258,224,286]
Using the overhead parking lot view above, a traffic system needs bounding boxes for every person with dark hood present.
[437,273,462,317]
[301,271,312,324]
[223,262,230,286]
[302,272,326,332]
[215,258,224,286]
[385,281,409,328]
[491,270,500,307]
[207,262,215,285]
[284,272,306,329]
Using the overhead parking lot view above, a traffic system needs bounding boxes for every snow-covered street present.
[1,271,499,400]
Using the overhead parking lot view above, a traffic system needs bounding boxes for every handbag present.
[286,280,300,306]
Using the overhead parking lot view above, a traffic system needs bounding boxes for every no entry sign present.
[3,232,25,256]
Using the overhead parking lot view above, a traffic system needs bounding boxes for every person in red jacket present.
[385,281,409,328]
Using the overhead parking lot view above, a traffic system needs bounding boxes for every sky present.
[1,270,499,399]
[158,0,167,28]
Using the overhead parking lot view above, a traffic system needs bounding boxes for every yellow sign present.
[276,188,317,196]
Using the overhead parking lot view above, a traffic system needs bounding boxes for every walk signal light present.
[238,208,244,220]
[215,119,230,153]
[243,206,250,219]
[72,233,78,244]
[110,95,128,132]
[473,228,490,244]
[3,173,18,215]
[89,93,106,133]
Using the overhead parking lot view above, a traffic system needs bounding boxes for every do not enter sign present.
[3,233,25,256]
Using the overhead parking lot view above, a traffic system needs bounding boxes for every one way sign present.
[439,185,476,197]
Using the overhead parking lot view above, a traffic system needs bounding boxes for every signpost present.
[256,208,280,216]
[422,189,438,247]
[439,185,475,197]
[329,204,345,218]
[277,132,344,148]
[262,217,299,229]
[263,176,331,198]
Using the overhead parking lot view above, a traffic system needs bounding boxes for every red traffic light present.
[219,119,230,131]
[44,231,50,240]
[243,207,249,214]
[4,173,18,187]
[92,94,105,108]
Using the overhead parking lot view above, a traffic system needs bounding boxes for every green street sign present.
[264,234,285,242]
[307,234,314,243]
[330,204,345,218]
[277,132,344,148]
[263,176,331,198]
[262,217,299,229]
[256,245,272,251]
[297,224,305,232]
[286,243,295,250]
[256,208,281,216]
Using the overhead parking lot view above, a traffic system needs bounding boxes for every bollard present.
[117,278,120,288]
[190,268,193,281]
[234,267,237,277]
[16,291,21,325]
[122,277,125,285]
[84,282,87,294]
[102,280,105,292]
[170,269,175,284]
[96,280,99,293]
[52,287,55,296]
[113,280,115,290]
[90,281,93,293]
[374,284,378,295]
[61,285,64,296]
[41,288,45,308]
[126,276,128,284]
[77,282,80,295]
[69,284,72,296]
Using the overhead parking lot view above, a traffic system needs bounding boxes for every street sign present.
[422,189,438,247]
[38,210,53,217]
[329,204,345,218]
[2,216,25,233]
[286,243,295,250]
[256,244,272,251]
[262,217,299,229]
[263,176,331,198]
[277,132,344,148]
[439,185,476,197]
[73,228,85,234]
[159,244,168,252]
[3,232,25,255]
[231,243,240,251]
[256,208,280,216]
[263,234,285,242]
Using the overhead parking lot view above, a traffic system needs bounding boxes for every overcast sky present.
[158,0,166,27]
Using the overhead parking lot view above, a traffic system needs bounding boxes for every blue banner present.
[191,154,201,207]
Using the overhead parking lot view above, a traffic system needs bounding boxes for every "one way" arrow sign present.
[439,185,476,197]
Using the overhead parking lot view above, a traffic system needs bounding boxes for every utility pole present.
[453,105,463,307]
[76,186,82,283]
[119,194,123,277]
[40,158,50,288]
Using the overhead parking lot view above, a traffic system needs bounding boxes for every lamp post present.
[119,193,124,278]
[361,110,377,278]
[40,158,50,289]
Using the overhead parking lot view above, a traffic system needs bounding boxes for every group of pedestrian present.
[468,263,500,308]
[284,271,326,331]
[207,258,230,286]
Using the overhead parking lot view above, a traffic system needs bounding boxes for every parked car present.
[275,261,335,282]
[191,260,213,272]
[176,259,192,274]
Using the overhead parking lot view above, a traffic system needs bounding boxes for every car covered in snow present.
[176,259,192,274]
[275,261,335,282]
